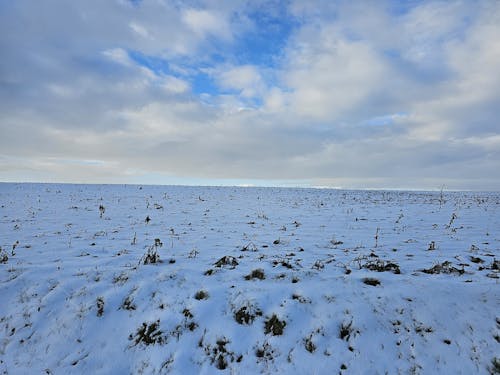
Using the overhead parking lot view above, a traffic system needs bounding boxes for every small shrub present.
[256,347,264,357]
[204,337,242,370]
[186,321,198,331]
[304,335,316,353]
[264,314,286,336]
[273,260,293,269]
[470,256,484,264]
[181,309,197,331]
[234,305,262,325]
[292,294,310,304]
[470,244,480,252]
[362,259,400,274]
[113,272,129,284]
[339,321,353,341]
[446,213,457,228]
[363,277,380,286]
[490,357,500,374]
[0,247,8,263]
[96,297,105,317]
[194,290,209,300]
[312,260,324,270]
[214,256,238,268]
[140,239,163,265]
[491,259,499,270]
[415,324,433,335]
[331,239,343,246]
[241,242,258,252]
[141,247,160,264]
[245,269,265,280]
[129,320,164,346]
[12,240,19,255]
[421,261,464,275]
[255,342,274,360]
[121,296,136,311]
[216,354,227,370]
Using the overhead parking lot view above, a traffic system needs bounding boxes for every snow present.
[0,183,499,374]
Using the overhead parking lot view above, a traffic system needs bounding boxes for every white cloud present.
[160,75,190,94]
[215,65,266,98]
[282,25,387,121]
[129,21,150,39]
[264,87,286,112]
[102,48,134,66]
[399,1,468,65]
[182,8,232,41]
[405,3,500,142]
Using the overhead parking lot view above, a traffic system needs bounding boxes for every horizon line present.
[0,180,497,194]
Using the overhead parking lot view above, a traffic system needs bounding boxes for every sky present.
[1,0,500,190]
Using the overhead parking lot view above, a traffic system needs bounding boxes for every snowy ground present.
[0,183,499,374]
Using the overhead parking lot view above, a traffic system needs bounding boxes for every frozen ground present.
[0,183,499,374]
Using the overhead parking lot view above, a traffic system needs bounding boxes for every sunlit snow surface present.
[1,183,499,374]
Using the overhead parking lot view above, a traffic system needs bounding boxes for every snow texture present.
[0,183,499,374]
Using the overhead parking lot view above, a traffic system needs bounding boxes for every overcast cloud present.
[1,0,499,190]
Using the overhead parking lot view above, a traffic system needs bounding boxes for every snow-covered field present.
[0,183,499,374]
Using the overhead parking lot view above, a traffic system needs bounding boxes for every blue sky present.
[1,0,500,190]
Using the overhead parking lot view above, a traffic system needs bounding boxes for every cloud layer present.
[1,0,500,190]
